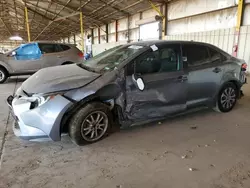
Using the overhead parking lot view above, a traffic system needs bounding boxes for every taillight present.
[241,63,247,71]
[78,52,84,58]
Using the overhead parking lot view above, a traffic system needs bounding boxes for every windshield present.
[80,44,145,72]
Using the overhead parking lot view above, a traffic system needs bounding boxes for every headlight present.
[20,95,51,109]
[19,91,65,109]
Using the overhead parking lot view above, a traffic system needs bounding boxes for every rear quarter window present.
[208,48,221,61]
[182,44,210,67]
[60,45,71,51]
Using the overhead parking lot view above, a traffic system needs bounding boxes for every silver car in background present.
[7,41,247,145]
[0,41,84,83]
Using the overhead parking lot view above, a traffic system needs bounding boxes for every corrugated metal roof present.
[0,0,173,42]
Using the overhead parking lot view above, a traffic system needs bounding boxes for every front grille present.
[14,121,20,129]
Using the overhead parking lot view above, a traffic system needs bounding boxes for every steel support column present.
[25,6,31,42]
[127,15,130,43]
[236,0,245,32]
[233,0,245,57]
[98,28,101,44]
[148,0,165,40]
[164,2,168,36]
[106,24,109,43]
[73,34,76,45]
[91,29,94,44]
[115,20,118,42]
[80,11,84,52]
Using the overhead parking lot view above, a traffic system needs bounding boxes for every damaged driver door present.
[125,44,188,120]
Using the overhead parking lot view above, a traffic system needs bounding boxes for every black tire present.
[68,102,113,145]
[0,67,8,84]
[214,82,238,113]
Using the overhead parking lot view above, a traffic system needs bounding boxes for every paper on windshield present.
[150,44,158,51]
[128,45,144,50]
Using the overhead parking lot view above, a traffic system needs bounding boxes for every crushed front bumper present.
[7,94,73,141]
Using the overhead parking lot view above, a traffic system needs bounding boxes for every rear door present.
[182,44,224,107]
[125,44,188,120]
[7,43,42,73]
[38,43,63,68]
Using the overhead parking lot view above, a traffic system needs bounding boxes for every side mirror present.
[10,51,16,57]
[137,78,145,91]
[132,74,145,91]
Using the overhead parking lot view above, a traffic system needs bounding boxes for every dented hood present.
[21,64,101,94]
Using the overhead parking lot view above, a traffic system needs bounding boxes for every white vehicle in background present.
[0,41,84,83]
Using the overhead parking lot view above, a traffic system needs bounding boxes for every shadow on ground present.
[6,77,29,83]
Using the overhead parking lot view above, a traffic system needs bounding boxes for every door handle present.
[213,67,222,73]
[177,75,188,82]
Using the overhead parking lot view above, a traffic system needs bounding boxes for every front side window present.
[135,50,159,74]
[15,43,41,60]
[182,44,210,67]
[129,45,181,75]
[38,43,62,54]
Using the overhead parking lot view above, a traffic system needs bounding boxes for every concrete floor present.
[0,77,250,188]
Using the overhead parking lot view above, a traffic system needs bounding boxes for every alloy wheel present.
[220,87,236,110]
[0,70,4,82]
[80,111,109,142]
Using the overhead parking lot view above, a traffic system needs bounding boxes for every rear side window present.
[38,43,62,54]
[60,45,71,51]
[182,44,210,67]
[208,47,228,61]
[208,47,221,61]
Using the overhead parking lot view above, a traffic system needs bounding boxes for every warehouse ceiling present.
[0,0,170,43]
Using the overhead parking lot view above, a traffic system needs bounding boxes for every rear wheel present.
[0,67,8,84]
[69,102,112,145]
[214,82,237,113]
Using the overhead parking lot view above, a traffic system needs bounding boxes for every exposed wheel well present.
[214,80,241,106]
[62,61,74,65]
[0,65,9,75]
[60,96,121,133]
[227,80,240,98]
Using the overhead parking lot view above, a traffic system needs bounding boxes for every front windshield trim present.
[81,44,146,73]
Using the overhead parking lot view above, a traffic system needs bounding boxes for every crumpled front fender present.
[18,95,73,141]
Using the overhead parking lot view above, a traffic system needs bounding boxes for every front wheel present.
[69,102,112,145]
[214,83,238,113]
[0,67,8,84]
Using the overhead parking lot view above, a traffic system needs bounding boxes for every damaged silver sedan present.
[7,41,247,145]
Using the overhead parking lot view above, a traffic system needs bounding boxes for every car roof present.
[129,40,215,47]
[25,41,73,46]
[128,40,231,58]
[26,40,212,47]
